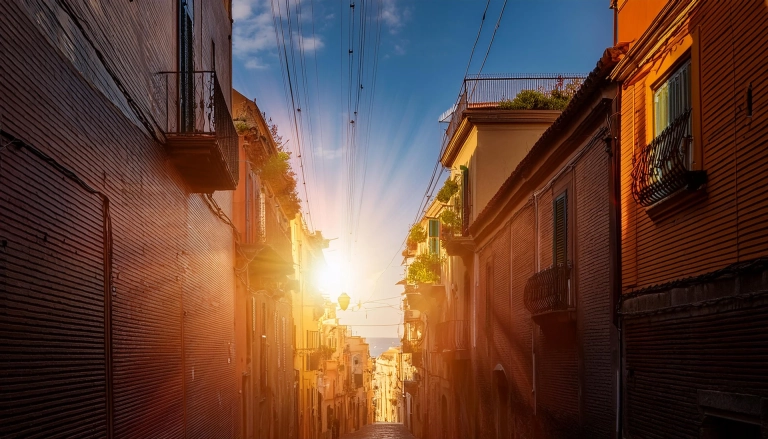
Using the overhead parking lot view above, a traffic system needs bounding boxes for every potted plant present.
[407,224,426,251]
[436,178,460,203]
[407,253,444,285]
[438,209,462,239]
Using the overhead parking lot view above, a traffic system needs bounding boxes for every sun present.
[315,256,345,302]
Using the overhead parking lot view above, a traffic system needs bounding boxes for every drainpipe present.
[605,91,623,439]
[610,0,619,46]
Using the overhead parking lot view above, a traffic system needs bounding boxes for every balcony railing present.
[523,263,573,316]
[155,71,239,192]
[631,109,706,206]
[436,320,469,352]
[442,74,587,152]
[401,337,422,355]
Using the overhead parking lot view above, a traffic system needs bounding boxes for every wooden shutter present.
[553,192,567,266]
[428,219,439,254]
[246,173,253,243]
[461,166,470,233]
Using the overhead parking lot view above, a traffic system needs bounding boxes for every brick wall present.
[469,98,617,437]
[1,1,238,436]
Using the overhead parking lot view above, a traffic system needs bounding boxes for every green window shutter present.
[428,219,439,237]
[461,166,470,232]
[553,193,567,266]
[428,219,440,255]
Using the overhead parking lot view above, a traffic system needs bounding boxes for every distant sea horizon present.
[365,337,400,358]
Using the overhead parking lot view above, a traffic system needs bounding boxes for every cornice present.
[440,109,561,168]
[611,0,699,82]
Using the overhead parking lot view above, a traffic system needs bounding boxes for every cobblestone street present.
[340,423,416,439]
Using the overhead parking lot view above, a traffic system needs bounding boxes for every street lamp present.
[338,292,351,311]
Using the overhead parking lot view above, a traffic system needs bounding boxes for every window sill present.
[644,173,708,222]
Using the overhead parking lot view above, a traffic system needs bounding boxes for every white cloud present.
[233,9,275,57]
[245,58,269,70]
[393,44,405,56]
[232,1,253,21]
[380,0,409,34]
[297,35,324,52]
[232,0,324,68]
[316,147,342,159]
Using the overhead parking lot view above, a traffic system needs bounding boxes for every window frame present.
[551,170,574,268]
[642,31,702,173]
[428,219,440,255]
[484,258,494,354]
[651,56,693,169]
[552,191,568,267]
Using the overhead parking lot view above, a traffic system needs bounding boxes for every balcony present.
[631,109,707,207]
[404,291,426,311]
[403,309,421,322]
[436,320,469,360]
[236,243,294,286]
[442,74,588,151]
[524,263,574,324]
[401,338,422,356]
[156,71,239,192]
[403,379,419,395]
[440,206,475,260]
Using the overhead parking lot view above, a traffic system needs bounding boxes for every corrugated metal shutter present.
[553,193,567,266]
[624,302,768,438]
[0,142,109,438]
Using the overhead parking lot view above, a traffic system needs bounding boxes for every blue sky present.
[231,0,613,338]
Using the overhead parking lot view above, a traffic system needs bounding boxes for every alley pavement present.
[339,423,417,439]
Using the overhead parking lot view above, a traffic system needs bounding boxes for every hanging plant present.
[438,209,461,235]
[407,253,444,285]
[407,224,427,249]
[435,178,460,204]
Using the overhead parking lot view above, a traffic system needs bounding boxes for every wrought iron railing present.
[441,74,587,152]
[401,339,420,354]
[155,70,239,185]
[436,320,469,352]
[523,263,573,316]
[631,109,704,206]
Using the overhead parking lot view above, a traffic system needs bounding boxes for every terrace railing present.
[441,74,587,153]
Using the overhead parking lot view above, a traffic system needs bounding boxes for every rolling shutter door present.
[0,140,110,438]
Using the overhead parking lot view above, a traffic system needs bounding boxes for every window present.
[654,59,691,137]
[210,40,216,73]
[632,58,705,207]
[485,261,493,352]
[428,219,439,255]
[251,297,256,334]
[178,0,195,132]
[553,192,567,266]
[258,190,266,241]
[245,173,253,243]
[653,59,692,169]
[461,165,470,234]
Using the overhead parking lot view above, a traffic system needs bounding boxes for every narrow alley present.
[340,423,417,439]
[3,0,768,438]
